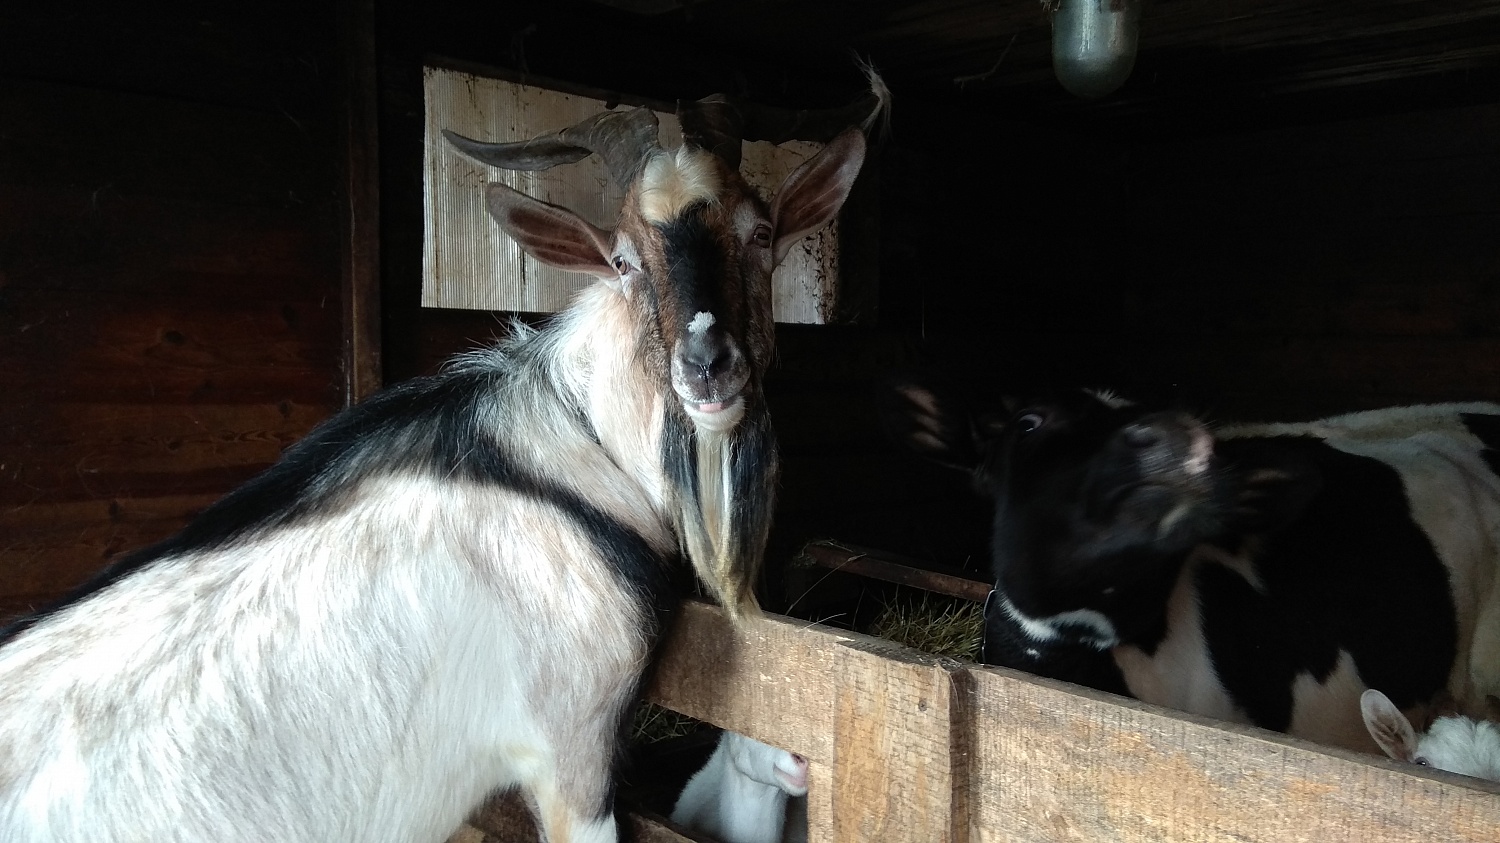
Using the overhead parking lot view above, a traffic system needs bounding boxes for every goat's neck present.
[557,284,672,510]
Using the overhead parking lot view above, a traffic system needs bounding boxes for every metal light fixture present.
[1049,0,1141,99]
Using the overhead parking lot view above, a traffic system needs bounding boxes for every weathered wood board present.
[452,600,1500,843]
[647,601,969,843]
[422,66,845,322]
[969,665,1500,842]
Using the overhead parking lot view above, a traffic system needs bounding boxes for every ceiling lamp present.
[1049,0,1141,99]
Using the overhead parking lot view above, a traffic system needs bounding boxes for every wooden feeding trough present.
[451,550,1500,843]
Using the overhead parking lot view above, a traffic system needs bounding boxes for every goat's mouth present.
[682,395,746,431]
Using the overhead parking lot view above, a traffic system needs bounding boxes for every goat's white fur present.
[1361,689,1500,782]
[0,286,682,843]
[672,731,809,843]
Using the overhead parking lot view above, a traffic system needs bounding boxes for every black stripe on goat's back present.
[0,366,677,644]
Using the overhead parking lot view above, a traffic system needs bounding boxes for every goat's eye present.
[1414,756,1431,766]
[1014,412,1047,435]
[612,256,630,273]
[751,225,771,247]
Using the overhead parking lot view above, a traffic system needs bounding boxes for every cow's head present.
[884,378,1240,649]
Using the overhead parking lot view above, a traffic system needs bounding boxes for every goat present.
[672,731,809,843]
[0,79,881,843]
[1362,689,1500,782]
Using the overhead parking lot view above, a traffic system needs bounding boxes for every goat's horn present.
[442,107,662,189]
[677,64,890,169]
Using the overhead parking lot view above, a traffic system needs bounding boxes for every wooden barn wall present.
[0,5,345,620]
[1119,104,1500,420]
[901,103,1500,421]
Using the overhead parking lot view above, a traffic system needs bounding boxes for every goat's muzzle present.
[671,323,750,432]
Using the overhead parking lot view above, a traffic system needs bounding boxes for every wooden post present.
[337,0,382,405]
[648,600,970,842]
[830,637,969,843]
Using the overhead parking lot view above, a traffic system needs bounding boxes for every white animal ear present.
[1362,689,1418,762]
[768,128,866,267]
[484,183,617,279]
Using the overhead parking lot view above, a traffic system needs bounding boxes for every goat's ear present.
[878,374,981,472]
[1361,689,1418,762]
[768,128,866,267]
[484,183,616,279]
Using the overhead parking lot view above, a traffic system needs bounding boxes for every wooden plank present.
[0,185,338,300]
[831,636,969,843]
[0,8,336,118]
[0,77,330,209]
[968,664,1500,843]
[799,541,992,603]
[337,0,383,405]
[648,600,968,842]
[647,599,849,764]
[0,290,342,406]
[0,495,219,599]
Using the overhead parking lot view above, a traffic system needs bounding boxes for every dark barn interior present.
[3,0,1499,630]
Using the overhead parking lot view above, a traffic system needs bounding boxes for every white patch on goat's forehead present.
[1087,388,1135,409]
[687,311,716,335]
[639,147,721,224]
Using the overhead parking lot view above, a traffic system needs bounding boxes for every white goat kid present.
[0,84,878,843]
[673,731,809,843]
[1361,689,1500,782]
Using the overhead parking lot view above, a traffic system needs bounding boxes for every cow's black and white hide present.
[884,379,1500,753]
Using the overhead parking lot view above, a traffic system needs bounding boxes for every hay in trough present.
[631,701,705,745]
[869,592,984,661]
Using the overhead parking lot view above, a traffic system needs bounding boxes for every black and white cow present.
[884,379,1500,753]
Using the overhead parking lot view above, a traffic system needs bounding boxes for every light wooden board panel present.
[968,663,1500,843]
[421,66,841,322]
[450,600,1500,843]
[647,600,968,843]
[831,636,969,843]
[647,599,855,764]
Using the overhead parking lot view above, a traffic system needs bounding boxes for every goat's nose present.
[680,327,734,379]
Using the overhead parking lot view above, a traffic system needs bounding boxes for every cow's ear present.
[1361,689,1418,762]
[878,373,982,471]
[1225,440,1324,533]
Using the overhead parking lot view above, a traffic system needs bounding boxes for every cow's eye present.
[1414,756,1431,766]
[1014,412,1047,434]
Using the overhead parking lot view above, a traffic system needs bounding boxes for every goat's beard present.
[662,398,777,624]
